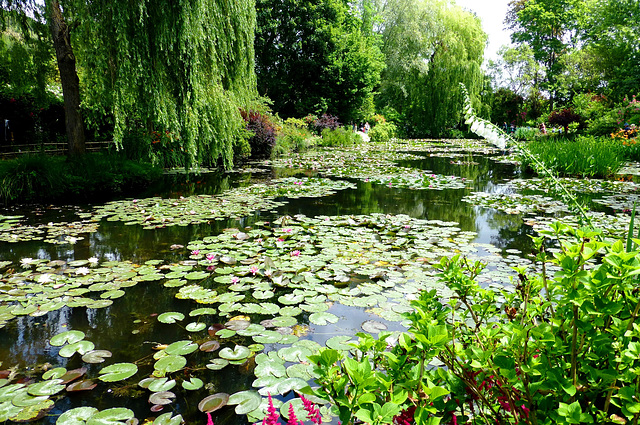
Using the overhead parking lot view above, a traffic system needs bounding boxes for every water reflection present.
[0,151,539,424]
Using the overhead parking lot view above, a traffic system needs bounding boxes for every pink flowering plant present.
[309,224,640,424]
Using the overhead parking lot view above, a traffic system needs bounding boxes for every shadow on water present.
[0,151,542,424]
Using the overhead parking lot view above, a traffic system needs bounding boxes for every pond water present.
[0,140,637,425]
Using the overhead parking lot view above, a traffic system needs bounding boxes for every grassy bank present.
[0,153,162,205]
[521,136,628,178]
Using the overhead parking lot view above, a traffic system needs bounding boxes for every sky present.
[454,0,513,62]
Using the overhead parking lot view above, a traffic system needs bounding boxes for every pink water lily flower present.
[291,250,301,257]
[206,253,215,262]
[250,266,259,275]
[191,250,200,256]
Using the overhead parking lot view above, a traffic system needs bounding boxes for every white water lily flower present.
[20,257,34,267]
[75,267,90,276]
[88,257,99,265]
[38,273,53,283]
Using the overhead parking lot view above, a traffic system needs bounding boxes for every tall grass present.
[521,136,624,178]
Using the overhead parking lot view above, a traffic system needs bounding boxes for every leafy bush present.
[312,113,341,135]
[368,121,397,143]
[272,121,315,156]
[310,224,640,425]
[548,108,583,134]
[522,135,624,178]
[319,127,360,147]
[241,110,277,159]
[513,126,540,141]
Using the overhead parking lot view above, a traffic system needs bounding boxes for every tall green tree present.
[505,0,587,102]
[254,0,384,122]
[581,0,640,100]
[376,0,486,137]
[2,0,257,166]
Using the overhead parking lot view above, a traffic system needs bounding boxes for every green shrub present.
[311,225,640,425]
[522,135,624,178]
[272,121,315,157]
[0,155,65,203]
[319,126,360,147]
[513,126,540,141]
[368,121,397,143]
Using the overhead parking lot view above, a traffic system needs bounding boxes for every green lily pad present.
[148,378,177,392]
[157,312,185,324]
[165,340,198,356]
[152,413,183,425]
[9,399,54,421]
[185,322,207,332]
[362,320,388,333]
[0,400,21,422]
[56,406,99,425]
[154,355,187,375]
[59,340,95,358]
[190,307,216,316]
[149,391,176,405]
[98,363,138,382]
[42,367,67,380]
[50,330,85,346]
[198,393,229,413]
[228,390,262,415]
[86,407,135,425]
[309,312,339,326]
[182,377,204,390]
[81,350,113,364]
[206,358,229,370]
[326,335,354,351]
[219,345,252,361]
[11,392,49,407]
[27,379,65,396]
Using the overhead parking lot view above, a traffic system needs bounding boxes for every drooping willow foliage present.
[74,0,258,168]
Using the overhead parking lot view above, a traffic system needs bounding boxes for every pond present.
[1,139,638,425]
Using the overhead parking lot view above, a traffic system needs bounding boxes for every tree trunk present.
[49,0,85,156]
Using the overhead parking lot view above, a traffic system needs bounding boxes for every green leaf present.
[182,378,204,391]
[154,355,187,375]
[157,312,185,324]
[152,413,183,425]
[59,340,95,358]
[198,393,229,413]
[27,379,66,396]
[50,330,85,346]
[86,408,135,425]
[165,340,198,356]
[56,407,99,425]
[219,345,251,361]
[98,363,138,382]
[228,390,262,415]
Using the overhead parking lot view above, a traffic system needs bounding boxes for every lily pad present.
[182,377,204,391]
[219,345,251,361]
[154,355,187,376]
[149,391,176,406]
[85,407,135,425]
[50,330,85,347]
[185,322,207,332]
[56,406,99,425]
[157,312,185,324]
[152,413,183,425]
[206,359,229,370]
[165,341,198,356]
[362,320,388,333]
[98,363,138,382]
[227,390,262,415]
[309,312,339,326]
[198,393,229,413]
[66,380,98,392]
[199,340,221,352]
[148,378,177,393]
[82,350,113,364]
[59,340,95,358]
[27,379,65,396]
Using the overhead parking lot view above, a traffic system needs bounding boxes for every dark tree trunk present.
[49,0,85,156]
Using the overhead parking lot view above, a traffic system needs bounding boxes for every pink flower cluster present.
[259,393,322,425]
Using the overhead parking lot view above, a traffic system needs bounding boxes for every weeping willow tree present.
[2,0,257,167]
[376,0,486,137]
[76,0,257,168]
